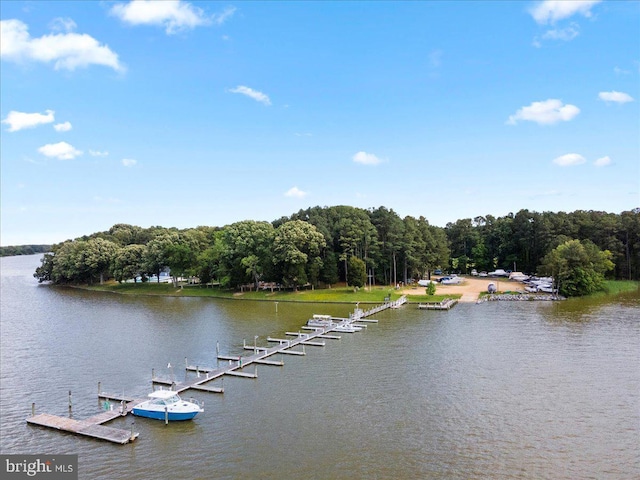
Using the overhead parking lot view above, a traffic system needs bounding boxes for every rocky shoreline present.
[477,293,565,303]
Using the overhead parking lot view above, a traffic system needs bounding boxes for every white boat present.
[307,314,335,328]
[334,324,362,333]
[488,269,509,277]
[132,390,203,421]
[508,271,529,281]
[536,284,555,293]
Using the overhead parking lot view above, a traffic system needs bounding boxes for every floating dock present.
[27,296,407,444]
[418,298,458,310]
[27,393,141,444]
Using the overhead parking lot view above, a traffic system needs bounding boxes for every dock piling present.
[68,391,72,417]
[32,402,35,417]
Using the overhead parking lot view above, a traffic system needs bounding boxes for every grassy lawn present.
[601,280,639,295]
[84,282,458,304]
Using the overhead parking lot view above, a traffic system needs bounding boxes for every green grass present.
[601,280,640,295]
[83,282,459,304]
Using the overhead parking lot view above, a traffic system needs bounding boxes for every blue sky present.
[1,0,638,245]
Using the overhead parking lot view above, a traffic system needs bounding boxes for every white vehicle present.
[441,276,463,285]
[417,279,436,286]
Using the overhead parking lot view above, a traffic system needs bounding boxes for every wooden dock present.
[27,295,406,444]
[27,413,139,444]
[418,298,458,310]
[27,396,141,445]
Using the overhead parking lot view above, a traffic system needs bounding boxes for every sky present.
[1,0,639,246]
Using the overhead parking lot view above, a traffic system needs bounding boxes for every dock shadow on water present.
[1,254,639,479]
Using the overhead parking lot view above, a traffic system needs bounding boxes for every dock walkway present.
[27,296,406,444]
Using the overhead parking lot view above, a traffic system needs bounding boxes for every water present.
[1,254,638,479]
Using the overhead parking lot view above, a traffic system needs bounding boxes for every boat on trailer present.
[132,389,203,421]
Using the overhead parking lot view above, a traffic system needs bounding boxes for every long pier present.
[26,296,406,444]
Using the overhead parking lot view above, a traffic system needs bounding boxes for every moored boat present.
[334,324,362,333]
[307,314,336,328]
[132,390,203,421]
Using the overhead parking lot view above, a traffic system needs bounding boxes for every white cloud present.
[54,121,72,132]
[541,24,579,42]
[38,141,82,160]
[50,17,77,33]
[507,99,580,125]
[529,0,601,25]
[0,19,124,72]
[110,0,212,34]
[594,156,611,167]
[598,91,634,104]
[122,158,137,167]
[285,186,307,198]
[553,153,586,167]
[2,109,55,131]
[89,150,109,157]
[213,6,236,26]
[228,85,271,105]
[353,151,383,165]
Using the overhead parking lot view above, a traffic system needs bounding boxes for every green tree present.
[369,206,403,285]
[272,220,326,290]
[144,232,179,282]
[219,220,275,288]
[541,239,614,297]
[82,238,119,284]
[347,256,366,288]
[112,244,146,282]
[321,250,339,286]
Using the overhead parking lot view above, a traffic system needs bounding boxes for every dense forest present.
[30,206,640,297]
[0,244,50,257]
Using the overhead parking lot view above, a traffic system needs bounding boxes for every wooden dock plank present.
[254,359,284,366]
[225,370,257,378]
[190,385,224,393]
[279,349,306,356]
[27,413,137,444]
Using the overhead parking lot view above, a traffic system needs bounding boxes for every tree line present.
[32,206,639,296]
[1,244,51,257]
[445,208,639,281]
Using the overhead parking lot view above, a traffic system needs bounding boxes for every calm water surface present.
[1,254,638,479]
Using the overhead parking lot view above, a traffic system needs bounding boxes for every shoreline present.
[47,278,639,305]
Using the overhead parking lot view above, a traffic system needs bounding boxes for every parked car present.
[479,271,488,277]
[471,269,478,276]
[434,269,443,275]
